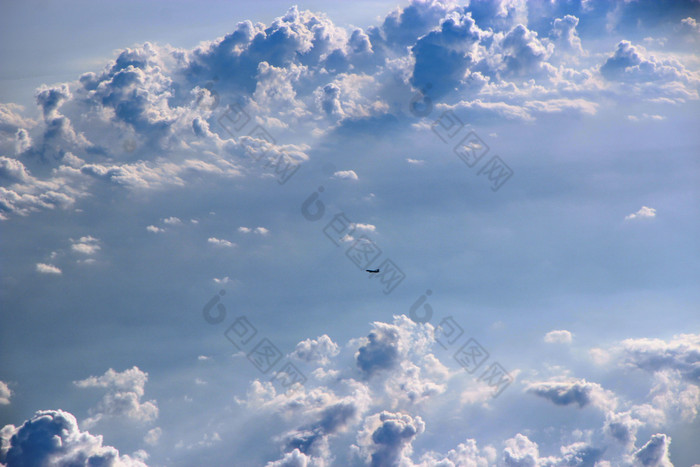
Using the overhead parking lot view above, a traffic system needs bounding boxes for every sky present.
[0,0,699,466]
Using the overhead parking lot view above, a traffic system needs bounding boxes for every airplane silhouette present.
[366,269,380,273]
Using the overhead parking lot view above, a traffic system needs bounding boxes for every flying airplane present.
[366,268,380,273]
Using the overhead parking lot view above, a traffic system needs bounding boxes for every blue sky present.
[1,1,699,466]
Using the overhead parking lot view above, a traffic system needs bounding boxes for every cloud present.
[615,333,700,382]
[354,411,425,466]
[525,378,617,411]
[625,206,656,220]
[406,158,425,165]
[74,366,158,427]
[503,433,544,467]
[627,113,665,122]
[163,216,182,225]
[355,323,402,376]
[0,410,146,467]
[146,225,164,233]
[0,381,11,405]
[498,24,553,79]
[351,223,376,233]
[544,330,573,344]
[291,335,340,366]
[207,237,235,247]
[599,40,700,101]
[36,263,61,274]
[71,235,100,255]
[332,170,358,181]
[238,226,269,235]
[144,427,161,446]
[550,15,585,57]
[633,433,673,467]
[410,9,484,97]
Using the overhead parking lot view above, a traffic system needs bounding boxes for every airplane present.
[366,268,380,273]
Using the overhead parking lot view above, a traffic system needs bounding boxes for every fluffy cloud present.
[543,329,573,344]
[74,366,158,427]
[291,335,340,366]
[0,381,10,405]
[616,333,700,382]
[71,235,100,255]
[0,410,146,467]
[625,206,656,221]
[353,411,425,466]
[600,41,700,100]
[332,170,358,181]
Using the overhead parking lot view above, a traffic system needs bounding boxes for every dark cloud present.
[410,10,484,97]
[355,324,401,376]
[617,333,700,383]
[0,410,146,467]
[357,411,425,467]
[525,378,616,410]
[634,433,672,467]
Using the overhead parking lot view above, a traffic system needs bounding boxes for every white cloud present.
[74,366,158,427]
[406,158,425,165]
[208,237,235,247]
[590,347,611,365]
[144,427,162,446]
[238,226,269,235]
[351,223,376,233]
[146,225,164,233]
[71,235,100,255]
[213,276,230,284]
[163,216,182,225]
[0,381,11,405]
[625,206,656,220]
[332,170,358,180]
[544,329,573,344]
[36,263,61,274]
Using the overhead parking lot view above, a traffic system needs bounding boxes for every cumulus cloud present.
[625,206,656,220]
[71,235,100,255]
[163,216,182,225]
[354,411,425,466]
[74,366,158,427]
[600,41,700,101]
[291,335,340,366]
[616,333,700,382]
[544,329,573,344]
[0,410,146,467]
[146,225,164,233]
